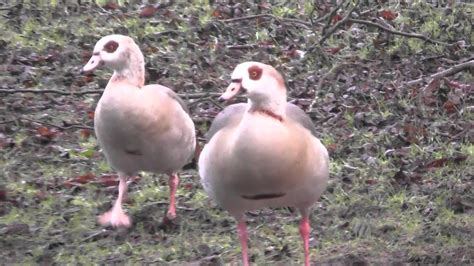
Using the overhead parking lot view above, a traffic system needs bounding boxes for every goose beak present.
[81,53,103,74]
[219,79,243,102]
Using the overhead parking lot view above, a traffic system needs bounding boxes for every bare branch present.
[320,0,348,37]
[219,14,312,29]
[348,18,449,46]
[405,60,474,86]
[0,88,103,96]
[226,43,274,50]
[0,4,21,11]
[319,0,359,45]
[308,62,370,111]
[0,88,223,99]
[11,117,94,131]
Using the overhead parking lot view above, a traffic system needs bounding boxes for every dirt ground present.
[1,1,473,265]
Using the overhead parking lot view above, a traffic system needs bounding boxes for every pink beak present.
[81,54,103,74]
[219,82,242,101]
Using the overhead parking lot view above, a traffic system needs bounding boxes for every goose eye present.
[104,40,119,53]
[247,65,262,80]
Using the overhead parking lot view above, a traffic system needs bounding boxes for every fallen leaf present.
[139,5,157,18]
[22,79,36,88]
[212,9,222,18]
[183,183,194,190]
[103,1,119,10]
[422,155,467,170]
[392,167,422,187]
[87,110,95,120]
[35,126,59,144]
[402,122,422,144]
[3,224,30,235]
[64,173,96,188]
[34,191,48,201]
[0,133,14,149]
[443,99,457,113]
[80,129,91,139]
[75,173,96,184]
[332,14,343,24]
[0,190,6,201]
[327,143,337,154]
[94,174,119,187]
[392,168,408,184]
[379,10,398,21]
[445,79,468,89]
[258,1,271,9]
[81,50,92,62]
[365,179,378,185]
[326,46,343,54]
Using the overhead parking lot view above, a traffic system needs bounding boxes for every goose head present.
[220,62,287,114]
[81,34,145,87]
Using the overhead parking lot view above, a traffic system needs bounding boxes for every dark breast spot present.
[241,192,286,200]
[124,149,142,156]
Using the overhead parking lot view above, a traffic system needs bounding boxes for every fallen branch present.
[0,4,21,11]
[0,88,223,99]
[319,0,349,39]
[405,60,474,86]
[220,14,312,29]
[320,0,359,45]
[308,62,370,111]
[447,124,472,143]
[0,88,103,96]
[348,18,449,46]
[0,119,17,125]
[226,44,274,50]
[20,117,94,130]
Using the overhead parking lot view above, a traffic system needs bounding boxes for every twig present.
[347,18,449,46]
[178,92,223,99]
[0,88,223,100]
[0,88,103,96]
[82,229,109,242]
[0,4,21,11]
[191,116,213,124]
[208,97,225,110]
[308,62,369,111]
[20,117,93,130]
[320,0,359,45]
[0,119,18,125]
[220,14,311,29]
[405,60,474,86]
[154,30,182,37]
[320,0,348,37]
[316,1,346,25]
[447,124,472,143]
[226,43,274,50]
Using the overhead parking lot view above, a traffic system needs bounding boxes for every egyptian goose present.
[81,35,196,227]
[199,62,329,265]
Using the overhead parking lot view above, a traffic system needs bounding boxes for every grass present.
[1,1,473,265]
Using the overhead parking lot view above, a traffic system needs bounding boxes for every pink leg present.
[237,219,250,266]
[166,173,179,220]
[299,213,311,266]
[98,174,131,228]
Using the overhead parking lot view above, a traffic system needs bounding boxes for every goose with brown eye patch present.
[200,61,330,266]
[80,34,196,229]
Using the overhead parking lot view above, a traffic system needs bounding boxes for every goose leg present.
[237,218,250,266]
[98,173,131,228]
[165,173,179,220]
[299,209,311,266]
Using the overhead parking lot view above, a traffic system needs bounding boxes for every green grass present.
[1,1,473,265]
